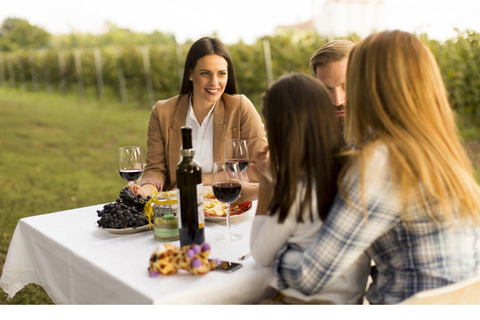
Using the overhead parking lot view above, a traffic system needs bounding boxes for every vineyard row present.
[1,32,480,124]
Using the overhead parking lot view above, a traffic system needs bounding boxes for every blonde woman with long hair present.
[272,30,480,304]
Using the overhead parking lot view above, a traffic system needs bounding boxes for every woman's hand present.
[249,146,273,186]
[202,173,212,186]
[232,182,259,206]
[127,183,155,198]
[248,146,273,216]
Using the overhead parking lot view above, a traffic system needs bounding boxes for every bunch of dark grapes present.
[97,187,152,229]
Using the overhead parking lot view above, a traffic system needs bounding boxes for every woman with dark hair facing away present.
[130,37,267,198]
[249,73,370,304]
[272,30,480,304]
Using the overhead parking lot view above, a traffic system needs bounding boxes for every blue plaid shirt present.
[273,144,480,304]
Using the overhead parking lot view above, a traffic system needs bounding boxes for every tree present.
[0,17,50,51]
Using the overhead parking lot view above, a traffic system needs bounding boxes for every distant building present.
[313,0,385,39]
[274,19,317,42]
[275,19,317,35]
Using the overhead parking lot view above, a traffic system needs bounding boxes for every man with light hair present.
[310,40,355,133]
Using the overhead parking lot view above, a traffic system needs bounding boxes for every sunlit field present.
[0,88,150,304]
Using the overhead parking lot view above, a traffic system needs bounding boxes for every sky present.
[1,0,480,44]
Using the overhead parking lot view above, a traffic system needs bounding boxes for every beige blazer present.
[142,93,267,191]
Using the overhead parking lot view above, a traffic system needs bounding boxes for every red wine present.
[177,127,205,246]
[119,169,143,181]
[213,182,241,203]
[226,159,249,172]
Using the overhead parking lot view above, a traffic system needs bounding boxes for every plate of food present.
[203,200,252,222]
[203,186,252,222]
[96,224,152,234]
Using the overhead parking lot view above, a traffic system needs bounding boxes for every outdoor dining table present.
[0,200,274,304]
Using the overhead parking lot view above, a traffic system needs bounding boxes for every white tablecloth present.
[0,202,274,304]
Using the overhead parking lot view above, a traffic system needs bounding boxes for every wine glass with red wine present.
[118,146,144,187]
[212,161,242,242]
[225,139,249,175]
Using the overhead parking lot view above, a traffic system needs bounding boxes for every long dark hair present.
[262,73,345,223]
[179,37,238,95]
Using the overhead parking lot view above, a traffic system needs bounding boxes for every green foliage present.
[149,44,183,99]
[1,16,480,125]
[229,39,267,97]
[51,22,177,49]
[425,30,480,125]
[0,17,50,51]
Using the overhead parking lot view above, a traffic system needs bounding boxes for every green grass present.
[0,88,151,304]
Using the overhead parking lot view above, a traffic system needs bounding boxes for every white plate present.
[96,224,152,234]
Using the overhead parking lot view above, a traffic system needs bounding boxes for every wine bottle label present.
[176,183,204,229]
[197,183,205,228]
[177,194,182,229]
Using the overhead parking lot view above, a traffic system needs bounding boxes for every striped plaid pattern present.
[273,144,480,304]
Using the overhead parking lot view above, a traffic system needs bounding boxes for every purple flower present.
[149,270,160,277]
[192,258,202,268]
[192,244,201,254]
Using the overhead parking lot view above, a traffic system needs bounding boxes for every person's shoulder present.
[356,141,391,177]
[222,93,253,106]
[153,95,181,109]
[222,94,257,115]
[370,141,389,160]
[356,141,389,158]
[344,141,389,176]
[152,95,188,114]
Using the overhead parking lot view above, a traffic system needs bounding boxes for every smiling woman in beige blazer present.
[130,37,267,199]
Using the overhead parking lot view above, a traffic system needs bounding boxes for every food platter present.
[96,224,151,234]
[204,199,252,222]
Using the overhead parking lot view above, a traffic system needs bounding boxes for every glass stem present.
[226,203,231,235]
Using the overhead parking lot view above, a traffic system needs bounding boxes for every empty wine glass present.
[225,139,249,183]
[118,146,144,187]
[212,161,242,242]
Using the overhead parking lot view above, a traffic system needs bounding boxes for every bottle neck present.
[181,148,195,158]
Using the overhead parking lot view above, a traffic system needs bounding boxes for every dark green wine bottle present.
[176,126,205,246]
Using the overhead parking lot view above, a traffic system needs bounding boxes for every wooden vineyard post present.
[29,54,39,92]
[7,55,15,88]
[176,45,183,89]
[74,50,85,99]
[0,54,5,88]
[94,48,104,100]
[115,48,128,104]
[42,52,52,93]
[142,46,155,106]
[17,55,25,91]
[262,38,273,88]
[58,52,66,95]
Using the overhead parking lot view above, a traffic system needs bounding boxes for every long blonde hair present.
[343,30,480,224]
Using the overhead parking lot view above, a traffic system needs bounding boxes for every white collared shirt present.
[185,95,216,173]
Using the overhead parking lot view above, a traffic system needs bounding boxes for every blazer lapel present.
[213,98,226,162]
